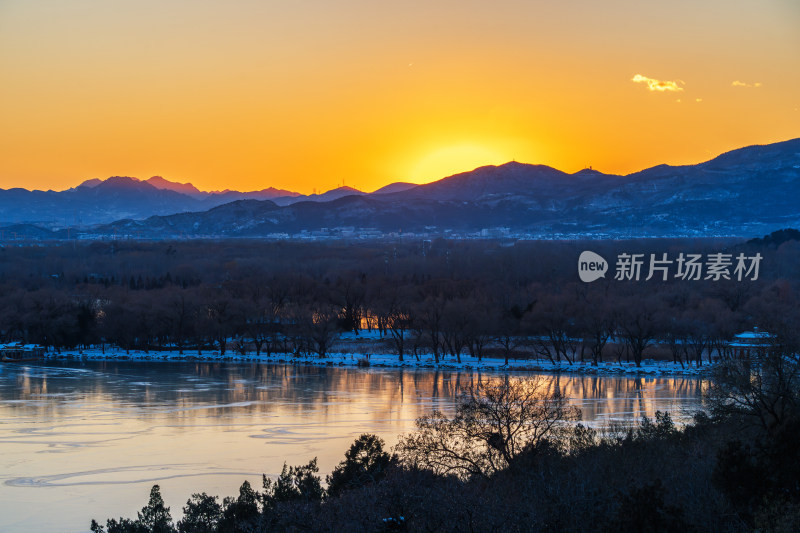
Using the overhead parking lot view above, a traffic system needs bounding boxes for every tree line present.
[1,236,799,366]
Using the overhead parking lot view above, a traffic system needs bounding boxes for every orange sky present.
[1,0,798,194]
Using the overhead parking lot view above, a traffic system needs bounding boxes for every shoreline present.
[38,348,712,378]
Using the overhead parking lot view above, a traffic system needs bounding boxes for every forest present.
[0,234,799,366]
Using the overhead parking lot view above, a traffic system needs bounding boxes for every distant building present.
[0,342,45,361]
[729,328,773,358]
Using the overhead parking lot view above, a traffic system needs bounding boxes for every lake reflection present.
[0,361,706,533]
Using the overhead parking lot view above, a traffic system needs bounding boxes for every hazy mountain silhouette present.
[92,138,800,238]
[0,177,204,226]
[2,138,799,236]
[76,178,103,188]
[146,176,206,199]
[0,175,329,225]
[144,176,301,204]
[371,182,418,194]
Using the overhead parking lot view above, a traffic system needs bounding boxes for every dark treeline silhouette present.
[2,237,800,366]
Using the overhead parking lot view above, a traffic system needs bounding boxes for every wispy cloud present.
[732,80,762,88]
[632,74,684,92]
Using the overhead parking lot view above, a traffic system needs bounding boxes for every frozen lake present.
[0,361,707,532]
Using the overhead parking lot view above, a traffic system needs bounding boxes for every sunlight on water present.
[0,361,706,532]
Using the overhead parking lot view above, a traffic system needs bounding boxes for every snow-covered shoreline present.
[40,347,712,378]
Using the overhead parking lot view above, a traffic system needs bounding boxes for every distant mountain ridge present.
[0,170,431,226]
[79,175,302,203]
[95,138,800,238]
[145,176,206,199]
[2,138,799,237]
[0,174,370,225]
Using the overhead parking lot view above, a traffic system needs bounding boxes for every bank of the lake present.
[42,345,712,378]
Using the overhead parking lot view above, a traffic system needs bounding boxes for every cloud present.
[631,74,684,92]
[732,80,762,88]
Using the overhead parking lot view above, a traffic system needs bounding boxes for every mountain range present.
[0,175,381,226]
[2,138,799,238]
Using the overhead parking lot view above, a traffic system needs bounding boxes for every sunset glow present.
[408,143,518,185]
[1,0,798,194]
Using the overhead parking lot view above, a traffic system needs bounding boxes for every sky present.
[1,0,798,194]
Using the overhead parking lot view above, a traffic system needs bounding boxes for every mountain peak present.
[146,176,205,198]
[700,137,800,170]
[77,178,103,188]
[98,176,146,189]
[395,160,569,201]
[496,160,532,169]
[305,186,363,199]
[371,182,417,194]
[257,187,302,197]
[572,168,616,178]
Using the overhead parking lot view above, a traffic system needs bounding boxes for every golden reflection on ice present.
[0,362,706,533]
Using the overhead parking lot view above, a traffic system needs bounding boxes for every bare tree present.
[200,287,240,355]
[396,377,580,478]
[297,303,340,358]
[441,299,470,363]
[524,291,581,365]
[162,288,197,355]
[616,294,660,367]
[495,309,521,366]
[385,294,414,362]
[417,293,446,363]
[709,335,800,431]
[332,271,366,334]
[464,299,493,362]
